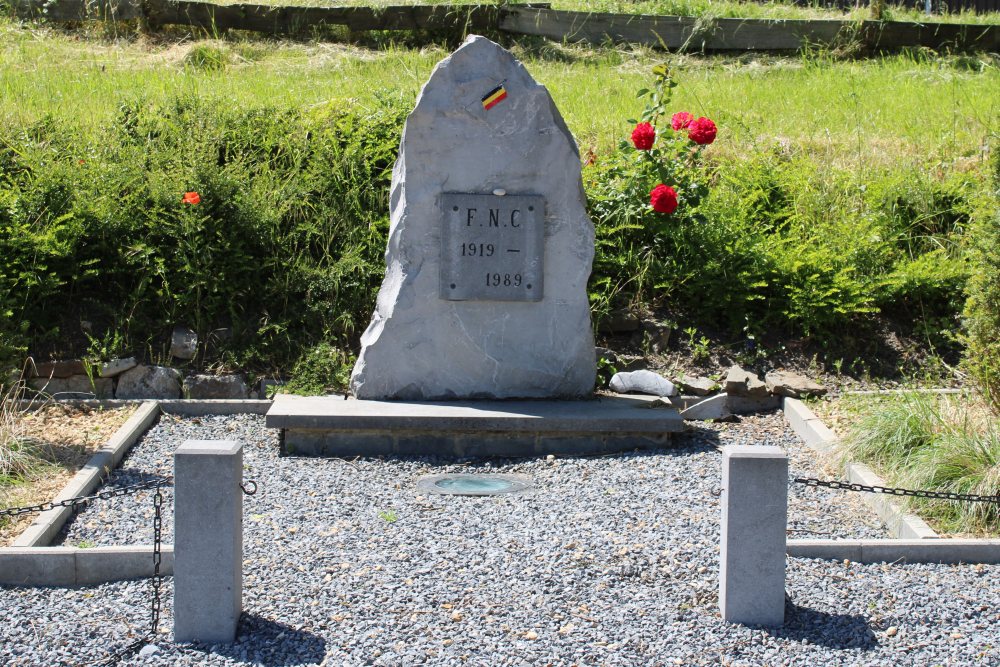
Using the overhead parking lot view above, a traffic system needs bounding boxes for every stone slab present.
[0,548,77,587]
[680,394,730,421]
[28,375,113,399]
[727,394,782,414]
[267,394,684,434]
[282,428,673,458]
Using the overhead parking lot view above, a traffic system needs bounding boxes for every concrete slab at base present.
[270,394,684,457]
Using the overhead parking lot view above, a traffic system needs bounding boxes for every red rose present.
[671,112,693,131]
[181,191,201,205]
[630,122,656,150]
[687,117,717,145]
[650,184,678,214]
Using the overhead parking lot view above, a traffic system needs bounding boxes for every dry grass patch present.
[0,400,136,545]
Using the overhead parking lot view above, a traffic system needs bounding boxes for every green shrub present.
[0,93,405,372]
[283,343,355,396]
[0,82,981,379]
[963,208,1000,413]
[587,124,974,345]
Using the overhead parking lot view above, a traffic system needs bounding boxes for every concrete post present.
[174,440,243,644]
[719,445,787,626]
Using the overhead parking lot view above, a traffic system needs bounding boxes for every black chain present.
[0,478,170,518]
[92,482,167,667]
[0,480,168,667]
[794,477,1000,504]
[2,476,255,666]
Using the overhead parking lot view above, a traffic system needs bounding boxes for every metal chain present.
[151,484,164,635]
[91,481,167,667]
[2,476,254,666]
[0,478,170,518]
[794,477,1000,504]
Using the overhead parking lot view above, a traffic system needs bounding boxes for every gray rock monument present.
[350,35,596,400]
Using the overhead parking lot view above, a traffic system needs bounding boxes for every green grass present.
[1,22,998,164]
[840,392,1000,535]
[0,382,47,505]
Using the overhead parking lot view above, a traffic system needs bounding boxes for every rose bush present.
[587,64,721,320]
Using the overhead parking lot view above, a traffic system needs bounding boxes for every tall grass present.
[841,392,1000,534]
[0,381,39,490]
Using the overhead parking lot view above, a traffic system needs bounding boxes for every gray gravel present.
[2,411,997,666]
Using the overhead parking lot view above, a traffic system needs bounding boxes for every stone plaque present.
[440,192,544,302]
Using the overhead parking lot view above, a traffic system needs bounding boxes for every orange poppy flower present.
[182,191,201,205]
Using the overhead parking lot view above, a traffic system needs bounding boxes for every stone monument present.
[350,35,596,400]
[267,37,684,458]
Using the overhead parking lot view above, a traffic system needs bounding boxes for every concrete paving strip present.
[787,539,1000,564]
[782,397,940,540]
[0,546,174,586]
[12,401,161,547]
[158,399,272,415]
[15,398,273,414]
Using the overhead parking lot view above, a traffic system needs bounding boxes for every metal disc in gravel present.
[417,473,533,496]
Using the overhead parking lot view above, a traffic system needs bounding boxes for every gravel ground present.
[2,411,997,666]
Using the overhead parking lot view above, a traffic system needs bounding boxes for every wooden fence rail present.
[10,1,1000,52]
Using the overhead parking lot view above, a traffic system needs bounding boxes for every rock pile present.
[18,358,251,400]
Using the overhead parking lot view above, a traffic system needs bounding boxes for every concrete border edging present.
[0,546,174,586]
[787,539,1000,564]
[12,401,161,547]
[15,398,273,415]
[782,397,939,540]
[844,462,938,539]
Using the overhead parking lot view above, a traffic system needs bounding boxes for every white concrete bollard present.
[719,445,787,626]
[173,440,243,644]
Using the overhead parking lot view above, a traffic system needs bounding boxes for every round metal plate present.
[416,473,533,496]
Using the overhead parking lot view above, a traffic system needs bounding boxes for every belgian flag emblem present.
[481,84,507,111]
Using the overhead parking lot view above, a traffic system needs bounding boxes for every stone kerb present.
[350,34,596,400]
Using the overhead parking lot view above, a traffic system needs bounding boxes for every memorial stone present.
[351,35,596,400]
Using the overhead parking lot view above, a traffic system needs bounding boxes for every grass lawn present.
[2,21,998,165]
